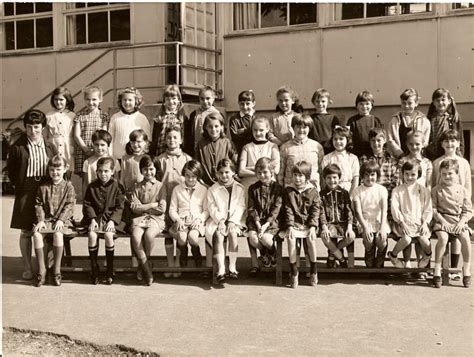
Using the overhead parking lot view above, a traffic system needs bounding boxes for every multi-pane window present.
[64,3,130,46]
[1,2,53,50]
[335,3,432,20]
[452,3,474,9]
[233,3,317,31]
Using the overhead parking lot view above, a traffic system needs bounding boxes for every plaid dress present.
[74,108,110,173]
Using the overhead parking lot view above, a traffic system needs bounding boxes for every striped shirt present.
[27,137,49,177]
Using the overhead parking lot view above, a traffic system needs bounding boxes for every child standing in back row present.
[268,86,304,146]
[426,88,464,160]
[184,86,221,157]
[74,86,109,176]
[387,88,430,158]
[109,87,151,160]
[150,84,187,157]
[229,90,256,153]
[45,87,76,175]
[309,88,342,154]
[347,90,382,157]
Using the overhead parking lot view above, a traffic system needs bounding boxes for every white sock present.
[228,251,238,272]
[434,262,441,276]
[463,261,471,276]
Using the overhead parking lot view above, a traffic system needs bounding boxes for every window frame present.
[450,2,474,11]
[0,2,54,51]
[232,2,318,32]
[62,2,131,47]
[333,3,433,22]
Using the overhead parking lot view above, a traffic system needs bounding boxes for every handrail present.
[6,41,222,130]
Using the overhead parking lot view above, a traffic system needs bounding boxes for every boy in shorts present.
[83,157,125,285]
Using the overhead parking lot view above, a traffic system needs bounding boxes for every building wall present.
[223,14,474,114]
[1,3,167,121]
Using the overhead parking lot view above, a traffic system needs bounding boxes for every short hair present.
[23,109,46,127]
[401,159,422,178]
[360,160,380,179]
[199,85,216,98]
[255,157,275,172]
[400,88,419,102]
[292,161,311,180]
[50,87,75,111]
[439,158,459,174]
[165,125,182,137]
[117,87,144,112]
[97,157,115,170]
[439,129,460,143]
[368,127,387,140]
[163,84,183,102]
[322,164,342,179]
[129,129,148,142]
[251,117,270,130]
[311,88,333,105]
[406,130,424,144]
[181,159,203,178]
[82,85,103,98]
[355,90,374,106]
[291,113,314,130]
[139,155,155,171]
[202,112,226,140]
[92,130,112,145]
[238,90,256,103]
[216,158,236,173]
[276,86,297,101]
[47,154,68,170]
[330,126,353,152]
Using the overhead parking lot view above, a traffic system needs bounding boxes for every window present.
[64,3,130,46]
[452,3,474,9]
[1,2,53,51]
[233,3,317,31]
[335,3,431,20]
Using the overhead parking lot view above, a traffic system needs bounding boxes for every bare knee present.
[32,233,44,248]
[53,232,64,247]
[188,230,200,246]
[104,233,114,247]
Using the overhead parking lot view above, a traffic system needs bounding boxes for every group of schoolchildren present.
[7,83,472,289]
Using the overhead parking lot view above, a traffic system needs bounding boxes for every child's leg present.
[434,231,449,277]
[32,232,46,277]
[402,244,412,267]
[143,227,158,260]
[228,228,239,274]
[247,231,261,268]
[389,235,411,268]
[131,228,146,260]
[374,233,388,268]
[416,234,432,261]
[321,235,345,262]
[88,231,99,277]
[287,234,298,276]
[165,237,175,268]
[306,238,318,275]
[174,230,187,270]
[213,231,226,276]
[104,232,115,283]
[459,231,471,278]
[450,239,461,269]
[20,230,33,277]
[52,232,64,276]
[337,237,355,267]
[188,230,202,267]
[205,239,213,268]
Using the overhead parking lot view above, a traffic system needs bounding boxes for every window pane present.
[452,3,474,9]
[290,3,317,25]
[233,3,258,31]
[367,3,397,17]
[261,3,287,27]
[67,14,86,45]
[5,21,15,50]
[341,3,364,19]
[4,3,14,16]
[36,17,53,47]
[400,3,431,14]
[35,3,52,13]
[16,19,34,49]
[88,12,108,43]
[88,2,108,7]
[110,9,130,41]
[16,3,34,15]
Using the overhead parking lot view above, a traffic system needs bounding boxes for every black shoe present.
[433,276,442,288]
[53,274,62,286]
[90,274,99,285]
[105,275,114,285]
[338,258,348,268]
[216,274,226,284]
[326,257,336,268]
[35,273,46,287]
[463,275,471,288]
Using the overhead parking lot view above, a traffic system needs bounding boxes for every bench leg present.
[63,237,72,267]
[442,242,451,286]
[276,238,283,285]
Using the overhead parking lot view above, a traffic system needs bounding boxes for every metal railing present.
[6,41,222,129]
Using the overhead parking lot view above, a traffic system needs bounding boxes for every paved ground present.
[2,194,474,356]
